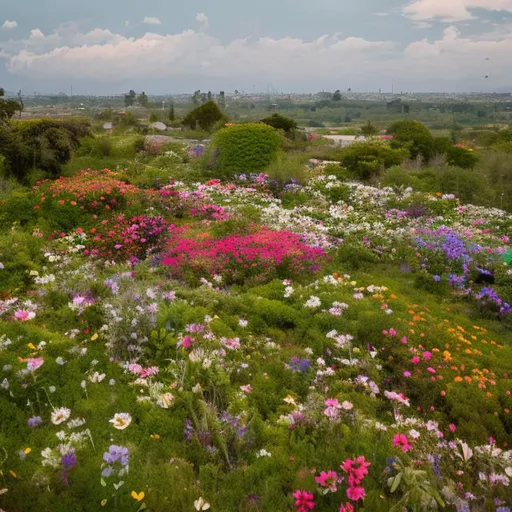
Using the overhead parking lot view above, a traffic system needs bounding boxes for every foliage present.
[387,120,435,163]
[0,87,22,123]
[211,123,282,178]
[340,140,408,180]
[182,101,226,132]
[360,121,379,136]
[260,113,298,135]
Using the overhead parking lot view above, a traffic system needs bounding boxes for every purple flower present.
[27,416,43,428]
[61,450,77,471]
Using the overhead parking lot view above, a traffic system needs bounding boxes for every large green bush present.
[387,120,435,163]
[340,140,407,180]
[211,123,282,178]
[182,101,226,132]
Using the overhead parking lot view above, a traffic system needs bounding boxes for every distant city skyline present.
[1,1,512,95]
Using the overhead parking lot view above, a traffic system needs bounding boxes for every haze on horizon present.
[1,0,512,96]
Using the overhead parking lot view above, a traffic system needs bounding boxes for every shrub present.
[182,101,226,132]
[260,113,298,135]
[264,152,308,185]
[387,120,435,163]
[161,227,324,285]
[211,123,282,178]
[340,141,407,180]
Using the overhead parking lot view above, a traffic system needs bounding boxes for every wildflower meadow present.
[0,129,511,512]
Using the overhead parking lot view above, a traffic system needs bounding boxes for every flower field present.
[0,161,511,511]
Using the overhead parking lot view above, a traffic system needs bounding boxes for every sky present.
[1,0,512,95]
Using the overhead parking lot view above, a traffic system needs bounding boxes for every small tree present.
[124,90,136,107]
[0,88,22,123]
[332,90,342,102]
[341,140,408,180]
[360,121,378,136]
[182,101,225,132]
[168,104,175,121]
[260,113,298,135]
[387,120,435,163]
[218,91,226,111]
[138,91,149,108]
[192,90,201,106]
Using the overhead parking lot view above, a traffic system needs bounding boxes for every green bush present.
[340,141,407,180]
[260,113,298,136]
[387,120,435,162]
[182,101,226,132]
[265,152,308,185]
[211,123,282,178]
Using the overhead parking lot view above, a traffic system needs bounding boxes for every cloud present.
[2,20,17,29]
[196,12,209,29]
[373,12,390,17]
[403,0,512,22]
[143,17,161,26]
[2,22,511,91]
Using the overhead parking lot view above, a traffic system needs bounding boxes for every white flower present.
[55,357,66,365]
[341,401,353,410]
[194,497,211,511]
[109,412,132,430]
[89,372,106,383]
[156,393,175,409]
[304,296,321,308]
[256,448,272,458]
[239,319,248,327]
[49,386,56,393]
[409,429,421,439]
[56,430,67,441]
[51,407,71,425]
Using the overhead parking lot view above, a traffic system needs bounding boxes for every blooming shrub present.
[84,214,168,260]
[162,227,325,284]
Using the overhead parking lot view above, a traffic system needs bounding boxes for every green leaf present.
[390,472,403,493]
[100,478,107,487]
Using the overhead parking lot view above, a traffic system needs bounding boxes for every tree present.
[207,91,212,101]
[182,101,225,132]
[0,88,22,123]
[138,91,149,108]
[192,90,201,106]
[332,90,342,102]
[218,91,226,111]
[169,103,175,121]
[387,120,435,163]
[360,121,378,136]
[340,140,408,180]
[124,90,136,107]
[260,113,298,135]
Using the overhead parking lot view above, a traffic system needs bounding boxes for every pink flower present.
[449,424,457,433]
[27,357,44,371]
[423,351,432,361]
[182,335,193,349]
[410,356,420,364]
[346,486,366,501]
[292,490,315,511]
[325,398,340,408]
[389,328,397,336]
[14,310,35,321]
[240,384,253,393]
[401,337,408,344]
[315,470,338,492]
[339,503,354,512]
[393,433,413,452]
[426,367,436,374]
[403,371,411,378]
[341,456,371,486]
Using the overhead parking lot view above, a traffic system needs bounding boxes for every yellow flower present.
[130,491,145,502]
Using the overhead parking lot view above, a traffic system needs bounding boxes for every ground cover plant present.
[0,129,511,512]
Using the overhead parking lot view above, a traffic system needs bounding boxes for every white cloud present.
[403,0,512,22]
[2,20,17,29]
[2,23,512,91]
[143,17,161,26]
[196,12,209,29]
[373,12,390,16]
[29,29,45,39]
